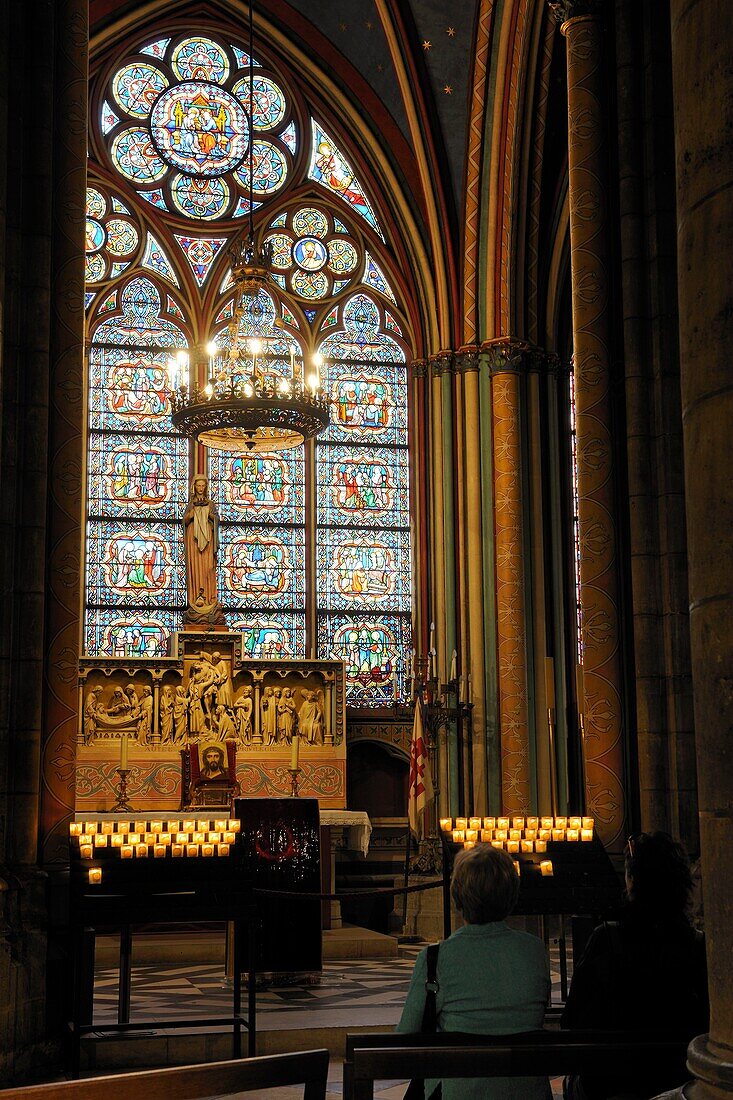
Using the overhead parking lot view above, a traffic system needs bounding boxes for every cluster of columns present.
[550,0,733,1093]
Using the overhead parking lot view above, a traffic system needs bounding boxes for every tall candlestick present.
[120,733,128,770]
[450,650,457,682]
[290,733,300,770]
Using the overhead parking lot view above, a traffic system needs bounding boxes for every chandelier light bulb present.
[206,341,218,358]
[204,383,213,398]
[307,373,320,392]
[176,349,188,367]
[312,352,324,369]
[244,382,254,397]
[249,338,263,356]
[167,358,178,384]
[278,378,291,394]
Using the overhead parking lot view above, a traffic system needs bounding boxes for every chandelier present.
[167,5,330,453]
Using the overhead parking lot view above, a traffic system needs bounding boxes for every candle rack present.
[111,768,136,813]
[288,767,302,798]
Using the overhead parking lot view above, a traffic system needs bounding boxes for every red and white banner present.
[408,700,434,839]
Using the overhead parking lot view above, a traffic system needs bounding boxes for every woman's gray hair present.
[450,844,520,923]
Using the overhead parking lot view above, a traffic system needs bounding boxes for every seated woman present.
[397,844,551,1100]
[562,831,709,1100]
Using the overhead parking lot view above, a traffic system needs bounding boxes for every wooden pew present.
[343,1030,690,1100]
[0,1049,330,1100]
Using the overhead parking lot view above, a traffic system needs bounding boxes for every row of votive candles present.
[440,816,594,852]
[70,819,240,861]
[504,858,554,877]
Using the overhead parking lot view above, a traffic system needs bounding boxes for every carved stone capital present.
[547,0,605,28]
[453,345,481,374]
[410,357,428,379]
[480,338,532,373]
[429,351,454,377]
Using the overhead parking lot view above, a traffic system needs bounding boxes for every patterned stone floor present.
[91,939,570,1097]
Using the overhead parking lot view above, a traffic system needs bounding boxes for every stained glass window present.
[102,34,293,220]
[87,26,413,708]
[85,276,190,656]
[315,293,411,706]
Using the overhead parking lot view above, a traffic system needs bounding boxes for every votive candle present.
[463,840,476,850]
[84,822,98,834]
[79,834,92,846]
[159,832,171,845]
[466,829,479,842]
[509,829,522,841]
[217,843,230,857]
[202,843,215,857]
[111,834,123,848]
[469,817,481,830]
[540,860,554,876]
[582,817,594,831]
[187,843,199,857]
[227,820,241,832]
[94,834,108,848]
[154,844,166,858]
[214,819,227,831]
[567,829,580,842]
[135,844,148,857]
[151,820,163,833]
[525,830,537,841]
[440,818,453,832]
[569,817,582,830]
[521,840,534,853]
[167,821,181,833]
[527,817,539,830]
[455,817,468,831]
[223,831,236,844]
[176,832,188,844]
[512,817,525,830]
[172,843,184,857]
[555,817,567,828]
[491,840,504,849]
[117,821,130,835]
[452,829,465,844]
[69,822,83,837]
[128,833,141,845]
[538,829,551,841]
[552,829,565,842]
[483,817,496,830]
[88,868,102,884]
[581,829,593,842]
[535,840,547,853]
[197,820,209,831]
[497,817,509,830]
[193,831,206,844]
[207,832,221,844]
[507,840,520,854]
[144,833,156,846]
[134,821,147,833]
[541,817,553,830]
[183,819,196,831]
[80,844,93,859]
[495,830,508,841]
[481,830,493,842]
[120,844,133,859]
[101,821,114,835]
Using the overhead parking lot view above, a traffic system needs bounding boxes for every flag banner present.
[408,699,434,839]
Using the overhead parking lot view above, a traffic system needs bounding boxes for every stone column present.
[456,348,488,812]
[670,0,733,1094]
[550,0,626,848]
[40,0,87,862]
[485,340,532,814]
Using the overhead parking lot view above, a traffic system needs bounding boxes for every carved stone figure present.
[215,704,236,741]
[160,684,174,743]
[261,685,277,744]
[277,687,297,743]
[138,685,153,746]
[173,685,187,743]
[233,687,253,744]
[126,683,141,720]
[298,689,325,745]
[83,685,104,744]
[212,650,233,709]
[183,475,225,625]
[187,664,208,738]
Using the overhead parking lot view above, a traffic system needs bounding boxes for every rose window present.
[85,186,142,284]
[103,36,296,220]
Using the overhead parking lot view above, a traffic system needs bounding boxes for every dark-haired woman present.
[398,844,551,1100]
[562,831,709,1099]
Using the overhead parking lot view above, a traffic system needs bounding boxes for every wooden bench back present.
[343,1032,690,1100]
[0,1049,330,1100]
